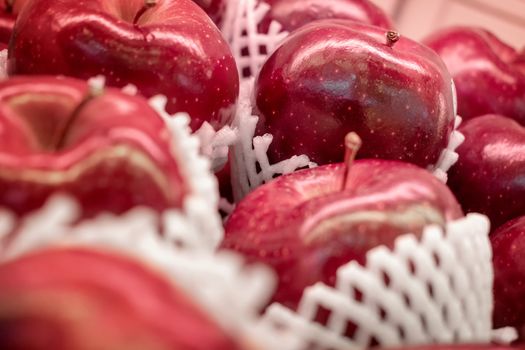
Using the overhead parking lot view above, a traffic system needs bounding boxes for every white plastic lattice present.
[230,79,316,201]
[0,195,283,349]
[194,121,238,172]
[221,0,288,79]
[260,214,501,350]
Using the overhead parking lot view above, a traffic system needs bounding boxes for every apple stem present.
[4,0,13,14]
[133,0,157,25]
[54,87,104,150]
[342,132,362,190]
[386,31,400,47]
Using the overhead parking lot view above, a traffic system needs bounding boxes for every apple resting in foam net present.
[222,134,463,309]
[259,0,393,33]
[8,0,239,132]
[0,76,188,217]
[254,20,456,167]
[0,248,244,350]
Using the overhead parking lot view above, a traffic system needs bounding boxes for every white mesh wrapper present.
[230,79,317,201]
[0,195,284,349]
[222,0,288,79]
[260,214,510,350]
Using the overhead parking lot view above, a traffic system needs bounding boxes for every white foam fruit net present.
[221,1,465,200]
[260,214,516,350]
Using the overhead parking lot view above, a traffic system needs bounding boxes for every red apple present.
[8,0,239,131]
[0,75,188,217]
[260,0,393,33]
[192,0,225,25]
[222,134,463,308]
[0,247,244,349]
[491,215,525,343]
[254,20,456,168]
[447,114,525,230]
[423,27,525,125]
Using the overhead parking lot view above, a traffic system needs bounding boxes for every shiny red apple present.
[491,215,525,343]
[8,0,239,131]
[192,0,225,25]
[0,75,188,217]
[424,27,525,125]
[0,247,244,349]
[447,114,525,230]
[260,0,393,33]
[254,20,456,167]
[222,134,463,309]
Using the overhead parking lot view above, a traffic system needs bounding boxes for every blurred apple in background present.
[0,76,188,217]
[259,0,393,32]
[254,20,456,168]
[222,134,463,308]
[424,27,525,125]
[0,0,29,50]
[0,248,244,349]
[447,114,525,230]
[491,215,525,343]
[8,0,239,131]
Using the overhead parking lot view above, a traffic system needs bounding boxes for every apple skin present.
[0,247,243,349]
[254,20,456,167]
[260,0,393,33]
[0,76,188,217]
[8,0,239,131]
[491,216,525,343]
[222,160,463,309]
[192,0,225,25]
[447,114,525,230]
[423,27,525,125]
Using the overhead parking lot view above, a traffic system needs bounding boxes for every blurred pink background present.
[372,0,525,47]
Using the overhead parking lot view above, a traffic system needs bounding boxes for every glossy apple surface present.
[260,0,392,32]
[447,114,525,229]
[254,20,456,167]
[222,159,463,308]
[192,0,225,25]
[0,248,243,349]
[491,216,525,343]
[424,27,525,125]
[0,76,188,217]
[8,0,239,131]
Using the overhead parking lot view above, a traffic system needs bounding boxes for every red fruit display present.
[8,0,239,131]
[0,76,187,217]
[0,248,243,349]
[424,27,525,125]
[222,135,463,308]
[491,215,525,342]
[254,20,456,167]
[260,0,392,32]
[447,114,525,229]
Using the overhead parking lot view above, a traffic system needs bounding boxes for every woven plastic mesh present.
[221,0,288,79]
[260,214,496,350]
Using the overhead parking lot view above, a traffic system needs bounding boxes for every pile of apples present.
[0,0,524,349]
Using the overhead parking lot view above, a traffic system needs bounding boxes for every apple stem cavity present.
[386,31,400,47]
[54,87,104,150]
[133,0,157,25]
[342,132,362,190]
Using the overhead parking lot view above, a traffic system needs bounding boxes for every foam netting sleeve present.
[221,0,289,79]
[259,214,518,350]
[0,195,290,349]
[0,49,7,80]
